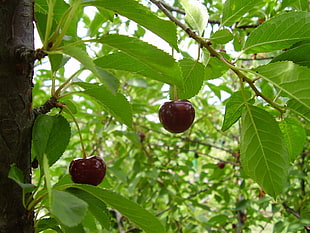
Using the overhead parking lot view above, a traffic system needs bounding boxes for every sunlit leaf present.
[180,0,209,36]
[210,29,233,44]
[255,61,310,121]
[82,0,178,50]
[171,58,205,99]
[78,85,133,128]
[94,52,178,86]
[62,46,120,94]
[93,34,183,88]
[222,0,257,26]
[244,12,310,53]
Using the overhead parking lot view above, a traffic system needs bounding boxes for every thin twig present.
[150,0,285,114]
[282,203,301,218]
[160,1,185,14]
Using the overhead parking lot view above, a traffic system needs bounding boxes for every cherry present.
[158,100,195,133]
[217,161,226,169]
[69,156,106,186]
[138,132,146,142]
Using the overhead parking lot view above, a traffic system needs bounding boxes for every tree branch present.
[150,0,285,114]
[32,97,63,117]
[282,203,301,219]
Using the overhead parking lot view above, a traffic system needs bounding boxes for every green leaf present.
[82,0,178,50]
[244,12,310,53]
[67,188,111,230]
[49,54,70,73]
[172,58,205,99]
[32,114,71,166]
[240,105,289,198]
[208,214,229,225]
[271,43,310,68]
[79,85,133,128]
[61,223,86,233]
[51,189,88,227]
[35,218,63,233]
[210,29,233,44]
[35,0,80,45]
[222,0,258,26]
[180,0,209,36]
[94,52,177,85]
[94,34,183,88]
[64,184,166,233]
[221,90,253,131]
[8,164,36,193]
[62,46,120,94]
[88,10,114,37]
[279,118,306,161]
[280,0,308,11]
[204,55,229,80]
[255,61,310,121]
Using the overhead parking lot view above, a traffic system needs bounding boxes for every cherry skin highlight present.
[69,156,106,186]
[159,100,195,133]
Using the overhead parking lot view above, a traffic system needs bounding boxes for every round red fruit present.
[138,132,146,142]
[217,161,226,169]
[69,156,106,186]
[159,100,195,133]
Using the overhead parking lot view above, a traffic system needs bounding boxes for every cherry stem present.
[173,85,178,100]
[63,105,87,159]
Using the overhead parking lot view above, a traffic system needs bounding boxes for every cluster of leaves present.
[9,0,310,232]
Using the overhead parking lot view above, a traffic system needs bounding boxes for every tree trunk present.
[0,0,34,232]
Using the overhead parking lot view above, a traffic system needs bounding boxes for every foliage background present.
[26,0,310,232]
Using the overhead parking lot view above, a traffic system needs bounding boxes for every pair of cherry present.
[69,99,195,186]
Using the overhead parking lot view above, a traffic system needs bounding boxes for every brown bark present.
[0,0,34,232]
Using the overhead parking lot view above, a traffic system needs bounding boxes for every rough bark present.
[0,0,34,232]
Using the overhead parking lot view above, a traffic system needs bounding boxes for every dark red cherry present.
[217,161,226,169]
[69,156,106,186]
[158,100,195,133]
[138,132,146,142]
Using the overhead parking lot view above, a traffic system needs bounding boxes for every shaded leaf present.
[67,188,111,230]
[244,12,310,53]
[8,164,36,193]
[271,43,310,68]
[49,54,70,73]
[64,184,165,233]
[240,105,289,198]
[51,190,88,227]
[279,118,307,161]
[32,115,71,166]
[35,218,63,233]
[180,0,209,36]
[222,90,253,131]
